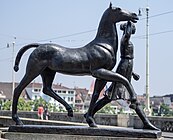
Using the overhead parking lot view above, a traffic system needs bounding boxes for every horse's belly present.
[49,58,91,75]
[58,69,91,76]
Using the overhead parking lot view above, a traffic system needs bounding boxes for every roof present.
[30,82,71,90]
[52,83,70,90]
[150,96,164,106]
[74,88,88,102]
[75,94,83,102]
[0,82,27,100]
[88,80,105,98]
[164,94,173,102]
[0,82,12,99]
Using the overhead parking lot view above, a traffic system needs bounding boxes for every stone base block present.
[3,132,164,140]
[5,125,162,140]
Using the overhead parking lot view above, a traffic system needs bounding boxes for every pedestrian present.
[44,106,50,120]
[37,104,44,120]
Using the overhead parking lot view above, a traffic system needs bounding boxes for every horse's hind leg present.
[12,60,47,125]
[41,68,73,117]
[12,73,42,125]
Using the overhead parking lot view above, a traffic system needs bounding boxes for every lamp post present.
[145,7,152,116]
[12,41,15,100]
[138,6,152,116]
[7,37,16,106]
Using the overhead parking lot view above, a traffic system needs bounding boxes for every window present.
[62,91,66,93]
[35,95,37,100]
[76,100,81,103]
[68,91,74,94]
[54,90,57,93]
[33,88,41,92]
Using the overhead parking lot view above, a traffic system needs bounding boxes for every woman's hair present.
[120,21,136,34]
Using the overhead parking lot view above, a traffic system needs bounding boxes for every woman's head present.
[120,21,136,34]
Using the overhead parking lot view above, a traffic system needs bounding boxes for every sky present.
[0,0,173,97]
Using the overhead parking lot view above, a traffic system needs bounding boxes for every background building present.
[0,81,173,115]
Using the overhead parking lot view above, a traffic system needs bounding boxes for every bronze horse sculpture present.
[12,3,139,126]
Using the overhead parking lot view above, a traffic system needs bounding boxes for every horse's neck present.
[96,17,118,52]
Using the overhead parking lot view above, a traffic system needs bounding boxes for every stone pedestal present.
[3,125,162,140]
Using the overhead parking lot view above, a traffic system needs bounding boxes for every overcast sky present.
[0,0,173,97]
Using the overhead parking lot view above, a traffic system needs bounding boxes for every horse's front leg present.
[85,79,107,127]
[92,68,137,102]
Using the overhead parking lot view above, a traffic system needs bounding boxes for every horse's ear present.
[109,2,112,9]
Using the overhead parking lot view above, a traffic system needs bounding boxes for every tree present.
[17,98,33,111]
[2,97,59,113]
[159,103,173,116]
[32,98,47,111]
[97,104,115,114]
[32,97,58,112]
[2,98,33,111]
[2,100,12,110]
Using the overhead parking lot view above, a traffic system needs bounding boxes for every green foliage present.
[32,97,58,112]
[58,106,66,112]
[52,104,58,112]
[2,100,12,110]
[1,97,59,112]
[159,103,173,116]
[32,98,47,111]
[17,98,33,111]
[97,104,115,114]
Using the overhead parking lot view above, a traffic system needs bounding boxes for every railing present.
[0,110,173,132]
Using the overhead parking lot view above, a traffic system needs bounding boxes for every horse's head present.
[120,21,136,35]
[108,3,139,23]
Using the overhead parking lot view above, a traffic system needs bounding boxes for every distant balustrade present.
[0,110,173,132]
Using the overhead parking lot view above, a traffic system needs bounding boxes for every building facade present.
[26,82,76,109]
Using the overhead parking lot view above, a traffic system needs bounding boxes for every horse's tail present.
[14,43,40,72]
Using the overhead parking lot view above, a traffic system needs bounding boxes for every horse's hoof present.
[86,116,97,127]
[12,115,24,125]
[84,113,87,118]
[143,123,160,131]
[16,120,24,125]
[67,108,73,117]
[89,122,97,127]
